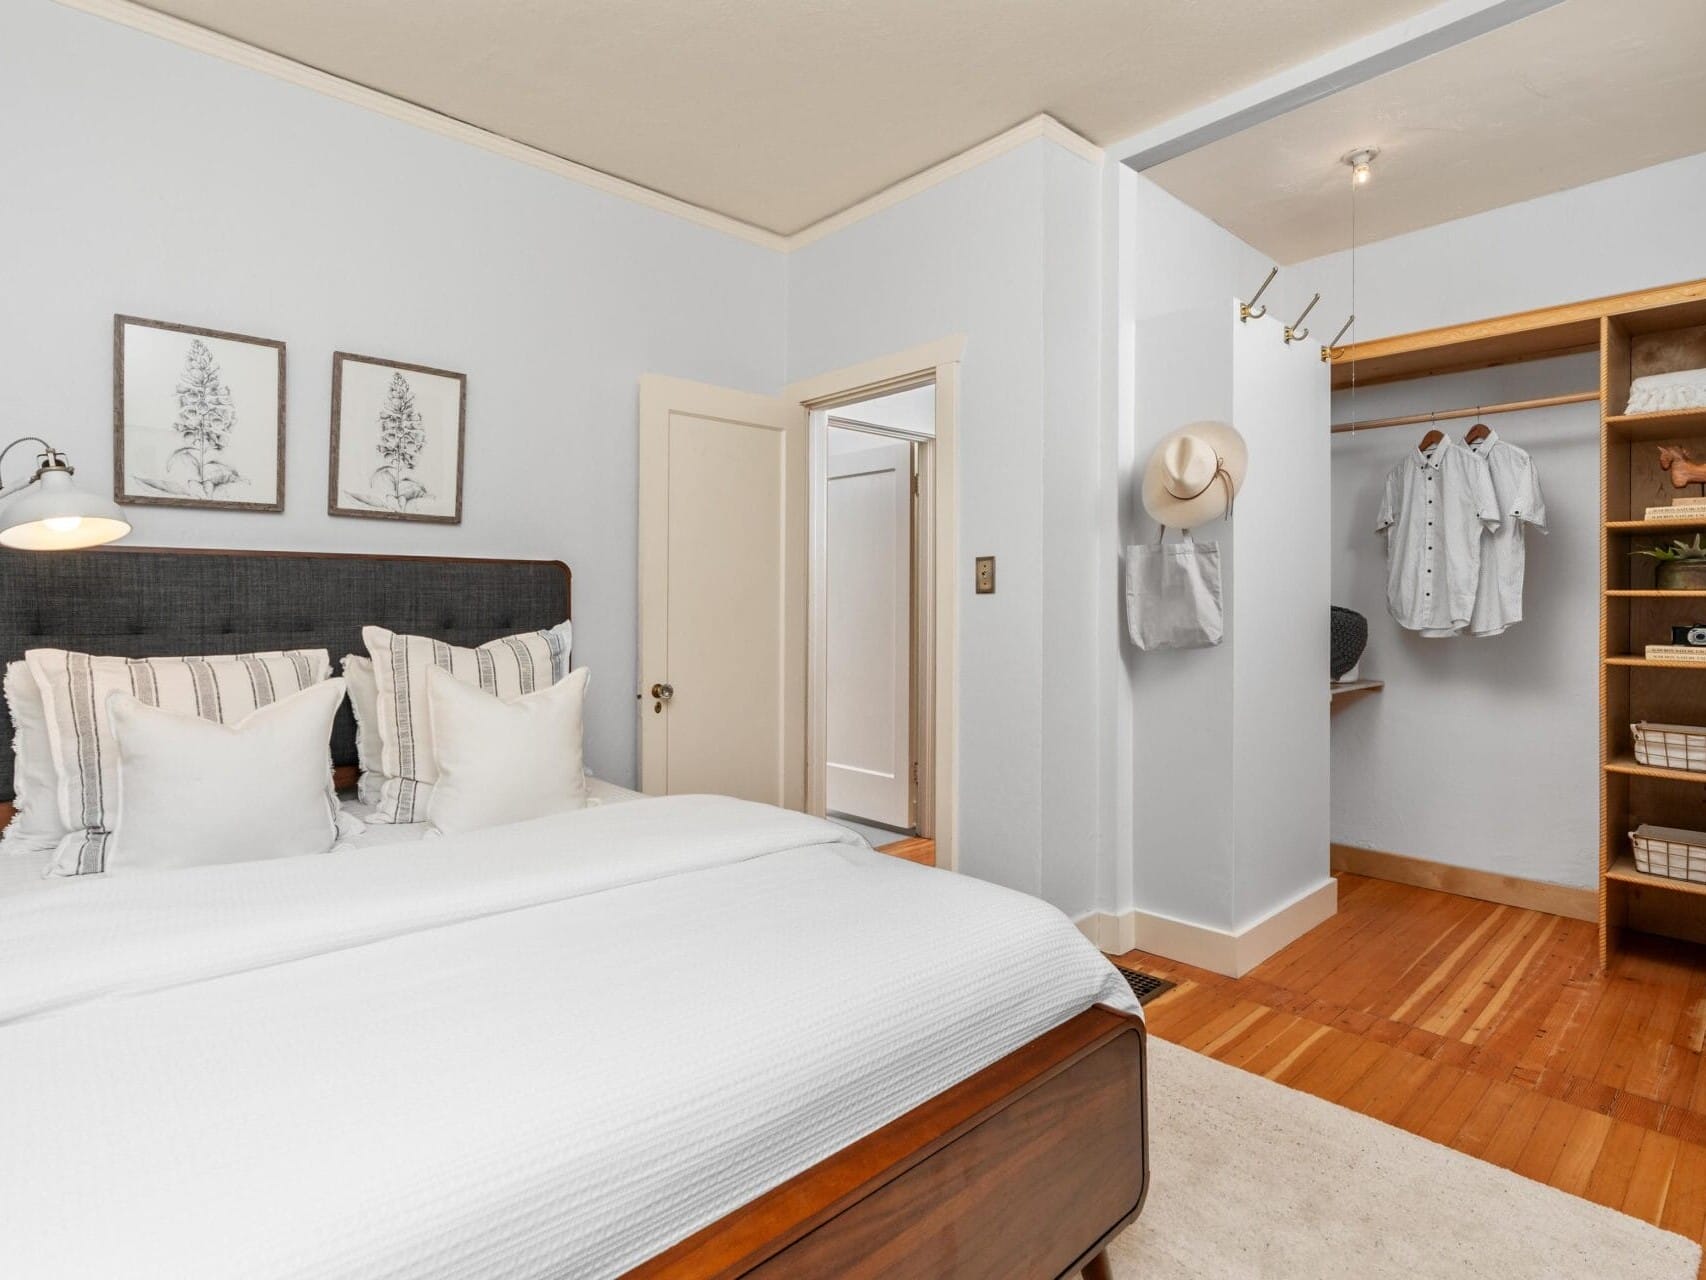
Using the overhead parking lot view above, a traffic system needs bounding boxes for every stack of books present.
[1646,644,1706,662]
[1643,495,1706,521]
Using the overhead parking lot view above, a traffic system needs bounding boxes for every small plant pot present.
[1657,561,1706,591]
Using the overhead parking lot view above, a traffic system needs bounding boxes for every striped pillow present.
[362,623,572,824]
[26,648,332,876]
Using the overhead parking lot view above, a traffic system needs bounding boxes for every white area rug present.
[1110,1037,1700,1279]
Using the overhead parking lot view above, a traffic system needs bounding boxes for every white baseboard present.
[1076,877,1338,978]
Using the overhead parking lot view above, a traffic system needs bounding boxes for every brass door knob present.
[650,682,674,701]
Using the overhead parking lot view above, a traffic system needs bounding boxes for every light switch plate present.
[975,556,995,594]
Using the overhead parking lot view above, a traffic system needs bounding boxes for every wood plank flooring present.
[877,836,935,866]
[1115,872,1706,1274]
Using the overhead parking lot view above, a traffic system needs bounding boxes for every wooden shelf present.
[1605,855,1706,898]
[1605,407,1706,441]
[1328,276,1706,389]
[1605,518,1706,532]
[1604,755,1706,784]
[1605,589,1706,597]
[1329,679,1383,708]
[1605,656,1706,670]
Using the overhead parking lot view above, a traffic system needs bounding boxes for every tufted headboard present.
[0,546,571,802]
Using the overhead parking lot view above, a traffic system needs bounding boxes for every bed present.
[0,547,1148,1280]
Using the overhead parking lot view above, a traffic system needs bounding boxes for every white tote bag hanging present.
[1125,531,1224,651]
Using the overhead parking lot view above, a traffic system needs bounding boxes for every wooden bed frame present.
[0,545,1150,1277]
[627,1006,1148,1280]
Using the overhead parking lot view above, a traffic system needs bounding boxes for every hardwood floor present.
[877,836,935,866]
[1115,872,1706,1273]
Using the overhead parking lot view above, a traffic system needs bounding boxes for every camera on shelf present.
[1670,625,1706,648]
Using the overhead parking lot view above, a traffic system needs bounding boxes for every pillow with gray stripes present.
[362,622,572,825]
[25,648,332,877]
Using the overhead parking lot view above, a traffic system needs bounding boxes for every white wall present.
[0,0,787,787]
[787,138,1105,912]
[830,386,935,437]
[1122,175,1334,936]
[1293,151,1706,889]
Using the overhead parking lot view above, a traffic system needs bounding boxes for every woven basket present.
[1631,824,1706,884]
[1633,722,1706,772]
[1331,607,1368,680]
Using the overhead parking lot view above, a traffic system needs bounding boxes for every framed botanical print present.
[328,352,466,524]
[113,315,286,511]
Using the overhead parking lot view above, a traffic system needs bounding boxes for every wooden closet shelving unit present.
[1331,276,1706,967]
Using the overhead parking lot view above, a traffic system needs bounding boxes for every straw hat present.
[1141,421,1247,529]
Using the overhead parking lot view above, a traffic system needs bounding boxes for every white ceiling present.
[130,0,1440,236]
[1145,0,1706,263]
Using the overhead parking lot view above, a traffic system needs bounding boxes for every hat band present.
[1163,454,1236,521]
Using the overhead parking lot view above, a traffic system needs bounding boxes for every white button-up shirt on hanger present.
[1468,429,1546,636]
[1377,440,1499,637]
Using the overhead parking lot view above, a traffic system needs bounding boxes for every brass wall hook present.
[1240,266,1278,323]
[1320,314,1355,362]
[1284,293,1320,344]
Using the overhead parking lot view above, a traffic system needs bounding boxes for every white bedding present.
[0,794,1137,1279]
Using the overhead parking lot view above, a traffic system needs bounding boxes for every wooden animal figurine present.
[1658,445,1706,489]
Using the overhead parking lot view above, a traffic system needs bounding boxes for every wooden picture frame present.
[113,315,286,512]
[328,351,466,524]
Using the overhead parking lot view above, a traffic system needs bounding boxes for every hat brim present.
[1141,421,1248,529]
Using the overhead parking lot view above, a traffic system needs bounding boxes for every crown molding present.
[55,0,1103,255]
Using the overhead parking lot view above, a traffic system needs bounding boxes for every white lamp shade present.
[0,470,131,550]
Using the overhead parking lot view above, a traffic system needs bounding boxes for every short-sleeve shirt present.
[1467,430,1546,637]
[1377,441,1499,636]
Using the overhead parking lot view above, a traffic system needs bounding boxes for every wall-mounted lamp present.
[0,439,131,550]
[1342,147,1378,186]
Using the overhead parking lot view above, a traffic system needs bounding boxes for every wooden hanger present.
[1464,409,1491,446]
[1418,414,1444,453]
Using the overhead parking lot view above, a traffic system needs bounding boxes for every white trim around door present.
[786,337,964,873]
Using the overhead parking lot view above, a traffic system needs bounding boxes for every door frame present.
[786,336,964,872]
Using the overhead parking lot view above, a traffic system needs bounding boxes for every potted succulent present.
[1635,534,1706,590]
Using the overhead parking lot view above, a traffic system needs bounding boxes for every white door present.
[825,437,913,828]
[637,375,807,808]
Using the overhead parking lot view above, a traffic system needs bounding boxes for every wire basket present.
[1631,824,1706,884]
[1632,722,1706,772]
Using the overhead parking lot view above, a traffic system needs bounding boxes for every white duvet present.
[0,795,1137,1280]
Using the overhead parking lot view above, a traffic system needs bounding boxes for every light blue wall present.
[0,0,788,787]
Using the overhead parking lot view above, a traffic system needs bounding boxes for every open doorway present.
[822,387,931,855]
[811,383,938,866]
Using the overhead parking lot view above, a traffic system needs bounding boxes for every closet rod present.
[1331,390,1598,434]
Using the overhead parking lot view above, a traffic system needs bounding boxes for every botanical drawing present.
[133,338,249,499]
[345,371,431,513]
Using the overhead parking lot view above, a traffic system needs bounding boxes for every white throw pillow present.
[424,664,589,836]
[341,654,384,806]
[363,621,572,823]
[27,647,331,876]
[103,680,347,873]
[2,661,69,865]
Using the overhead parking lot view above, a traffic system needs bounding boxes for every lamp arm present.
[0,437,57,501]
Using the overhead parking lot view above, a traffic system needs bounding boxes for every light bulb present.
[1343,147,1379,187]
[43,515,83,533]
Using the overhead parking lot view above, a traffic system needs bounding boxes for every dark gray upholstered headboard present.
[0,547,570,802]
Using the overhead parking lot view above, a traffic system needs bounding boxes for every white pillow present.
[363,621,572,823]
[424,664,589,836]
[27,647,331,876]
[341,654,384,806]
[2,661,69,864]
[103,680,346,873]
